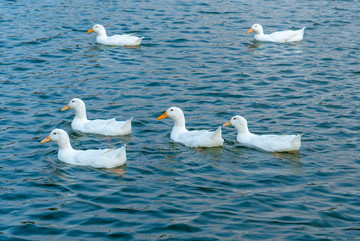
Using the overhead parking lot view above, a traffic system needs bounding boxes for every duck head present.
[246,24,264,35]
[61,98,88,121]
[87,24,107,37]
[61,98,85,110]
[157,107,185,120]
[223,115,250,134]
[40,128,71,147]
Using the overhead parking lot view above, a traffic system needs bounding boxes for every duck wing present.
[269,28,305,43]
[177,127,223,148]
[70,146,126,168]
[109,34,143,46]
[251,134,302,152]
[83,119,114,132]
[84,118,132,136]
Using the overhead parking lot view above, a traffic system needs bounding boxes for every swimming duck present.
[87,24,143,46]
[61,98,132,136]
[157,107,224,148]
[41,129,126,168]
[246,24,305,43]
[223,115,302,152]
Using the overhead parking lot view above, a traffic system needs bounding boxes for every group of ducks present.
[41,99,303,169]
[85,23,305,47]
[40,23,305,168]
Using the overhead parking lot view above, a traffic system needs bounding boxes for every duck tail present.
[117,144,127,161]
[126,117,133,124]
[210,127,224,146]
[212,126,222,138]
[124,117,133,134]
[293,134,303,147]
[136,37,143,45]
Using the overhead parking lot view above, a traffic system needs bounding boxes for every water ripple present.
[0,0,360,240]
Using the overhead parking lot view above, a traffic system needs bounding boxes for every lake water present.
[1,0,359,240]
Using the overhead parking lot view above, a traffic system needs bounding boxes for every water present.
[1,0,359,240]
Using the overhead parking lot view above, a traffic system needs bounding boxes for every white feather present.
[88,24,143,46]
[247,24,305,43]
[62,98,132,136]
[41,129,126,168]
[158,107,224,148]
[224,115,302,152]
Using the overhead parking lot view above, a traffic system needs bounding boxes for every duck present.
[61,98,132,136]
[157,107,224,148]
[40,129,126,168]
[246,24,305,43]
[223,115,302,152]
[87,24,143,46]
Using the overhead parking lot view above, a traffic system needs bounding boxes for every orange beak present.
[223,120,232,127]
[87,28,94,33]
[246,28,254,34]
[61,104,71,111]
[41,136,52,143]
[157,111,169,120]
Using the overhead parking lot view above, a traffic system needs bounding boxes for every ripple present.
[1,0,360,240]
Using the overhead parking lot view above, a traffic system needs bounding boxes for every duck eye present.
[53,133,56,135]
[170,109,173,111]
[234,117,236,120]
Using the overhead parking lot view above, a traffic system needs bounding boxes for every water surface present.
[0,0,359,240]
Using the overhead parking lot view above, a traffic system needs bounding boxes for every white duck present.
[61,98,132,136]
[87,24,143,46]
[246,24,305,43]
[41,129,126,168]
[157,107,224,148]
[223,115,302,152]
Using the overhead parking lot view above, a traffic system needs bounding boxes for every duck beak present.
[246,28,254,34]
[223,120,232,127]
[41,136,52,143]
[157,112,169,120]
[61,104,71,111]
[87,28,94,33]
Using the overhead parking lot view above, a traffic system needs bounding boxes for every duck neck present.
[97,30,108,38]
[237,122,251,135]
[57,136,74,152]
[255,33,265,39]
[172,116,187,133]
[73,106,88,122]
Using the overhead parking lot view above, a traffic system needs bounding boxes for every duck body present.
[224,115,302,152]
[247,24,305,43]
[41,129,126,168]
[62,98,132,136]
[157,107,224,148]
[88,24,143,46]
[171,126,223,148]
[96,34,143,46]
[71,117,132,136]
[236,132,302,152]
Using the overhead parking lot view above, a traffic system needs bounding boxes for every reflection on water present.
[245,41,264,51]
[109,166,127,176]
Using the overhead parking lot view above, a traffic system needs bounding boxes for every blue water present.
[1,0,360,240]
